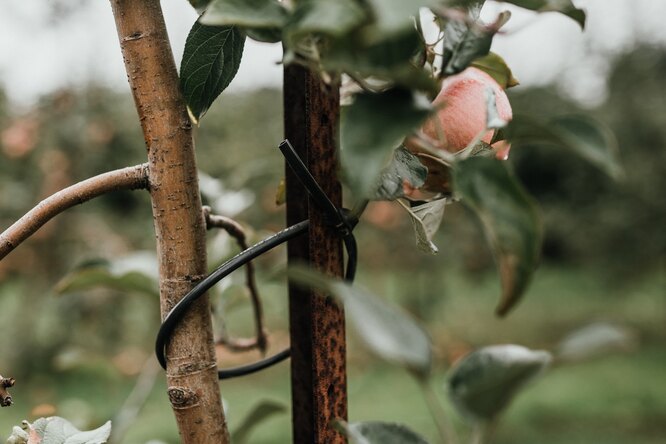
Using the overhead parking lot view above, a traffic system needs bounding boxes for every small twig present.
[418,379,458,444]
[216,335,263,352]
[203,206,268,354]
[470,418,498,444]
[0,375,15,407]
[469,424,483,444]
[0,164,149,261]
[109,358,160,444]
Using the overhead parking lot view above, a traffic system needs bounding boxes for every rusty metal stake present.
[284,65,348,443]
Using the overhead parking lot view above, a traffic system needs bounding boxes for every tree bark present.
[109,1,228,442]
[284,65,348,443]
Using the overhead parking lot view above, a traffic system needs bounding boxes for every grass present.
[0,266,663,443]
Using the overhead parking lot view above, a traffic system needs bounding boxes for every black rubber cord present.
[155,221,309,374]
[155,139,360,380]
[217,348,292,380]
[279,139,358,281]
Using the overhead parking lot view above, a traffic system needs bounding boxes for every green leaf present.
[506,115,623,180]
[243,27,283,43]
[441,8,472,66]
[324,28,436,92]
[550,115,623,179]
[341,89,431,197]
[290,268,432,378]
[441,10,510,75]
[180,21,245,122]
[54,252,159,298]
[231,400,287,444]
[334,420,430,444]
[444,28,492,76]
[288,0,366,39]
[471,52,519,89]
[453,157,542,316]
[557,322,635,363]
[372,147,427,201]
[502,0,585,28]
[399,198,448,254]
[448,345,551,422]
[365,0,436,35]
[187,0,212,14]
[201,0,289,28]
[18,417,111,444]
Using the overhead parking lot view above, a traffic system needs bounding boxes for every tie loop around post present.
[155,140,358,379]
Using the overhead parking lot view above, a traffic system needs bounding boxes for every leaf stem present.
[418,378,459,444]
[469,419,498,444]
[109,358,160,444]
[469,424,483,444]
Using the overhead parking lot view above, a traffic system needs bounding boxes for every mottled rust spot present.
[285,65,347,443]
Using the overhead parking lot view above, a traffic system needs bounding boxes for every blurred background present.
[0,1,664,443]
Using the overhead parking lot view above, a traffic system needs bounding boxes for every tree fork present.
[284,66,348,442]
[109,1,228,442]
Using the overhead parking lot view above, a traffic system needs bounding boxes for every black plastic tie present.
[155,141,359,379]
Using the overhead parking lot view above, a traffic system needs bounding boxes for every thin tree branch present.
[0,164,149,261]
[109,358,161,444]
[0,375,15,407]
[203,206,268,355]
[217,335,265,353]
[419,378,459,444]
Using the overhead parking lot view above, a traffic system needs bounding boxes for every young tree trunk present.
[109,1,228,442]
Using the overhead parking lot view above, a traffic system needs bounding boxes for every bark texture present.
[109,1,228,442]
[284,65,348,443]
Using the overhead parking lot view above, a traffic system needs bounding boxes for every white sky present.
[1,0,666,109]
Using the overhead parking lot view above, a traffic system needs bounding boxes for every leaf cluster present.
[182,0,584,121]
[176,0,609,323]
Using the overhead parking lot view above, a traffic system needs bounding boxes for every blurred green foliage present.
[509,46,666,276]
[0,45,664,442]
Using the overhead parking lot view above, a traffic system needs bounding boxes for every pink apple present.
[416,67,513,159]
